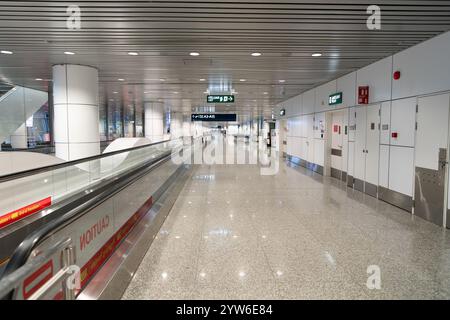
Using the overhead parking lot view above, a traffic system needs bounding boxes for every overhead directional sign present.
[329,92,343,106]
[207,95,235,103]
[191,113,237,122]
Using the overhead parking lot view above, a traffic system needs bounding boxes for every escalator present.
[0,138,194,299]
[0,84,48,149]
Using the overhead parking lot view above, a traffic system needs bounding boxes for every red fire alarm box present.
[358,86,369,104]
[392,132,398,138]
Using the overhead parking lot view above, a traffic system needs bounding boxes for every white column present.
[182,114,192,137]
[53,64,100,161]
[144,102,164,142]
[170,112,183,139]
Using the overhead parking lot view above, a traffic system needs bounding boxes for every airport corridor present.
[122,161,450,300]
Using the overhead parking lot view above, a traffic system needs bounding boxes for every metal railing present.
[0,238,76,300]
[0,138,183,266]
[0,138,172,183]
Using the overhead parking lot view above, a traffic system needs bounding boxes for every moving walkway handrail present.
[0,140,183,298]
[0,238,73,300]
[0,138,171,183]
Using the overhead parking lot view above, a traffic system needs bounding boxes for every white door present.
[280,120,287,154]
[305,114,314,163]
[354,107,367,191]
[330,111,344,179]
[415,93,450,227]
[347,107,356,187]
[364,104,381,196]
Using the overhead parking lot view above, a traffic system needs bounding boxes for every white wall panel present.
[305,114,314,162]
[390,97,416,147]
[285,98,294,117]
[337,72,357,107]
[392,31,450,100]
[290,137,302,158]
[379,145,390,188]
[365,104,380,186]
[314,139,325,166]
[295,116,302,136]
[342,111,349,173]
[389,146,414,197]
[354,107,366,180]
[348,107,356,142]
[286,136,293,155]
[300,115,308,138]
[314,112,326,139]
[348,141,355,176]
[380,101,391,145]
[302,90,315,114]
[293,95,303,116]
[356,56,392,104]
[315,81,337,113]
[415,93,450,170]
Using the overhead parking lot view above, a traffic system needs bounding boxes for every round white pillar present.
[53,64,100,161]
[144,102,164,142]
[170,112,183,139]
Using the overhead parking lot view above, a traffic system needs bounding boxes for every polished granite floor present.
[122,161,450,300]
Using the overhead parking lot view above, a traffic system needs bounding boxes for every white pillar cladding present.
[182,114,192,136]
[52,64,100,161]
[144,102,164,142]
[170,112,183,139]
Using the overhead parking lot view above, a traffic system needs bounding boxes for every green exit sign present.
[329,92,343,105]
[207,95,235,103]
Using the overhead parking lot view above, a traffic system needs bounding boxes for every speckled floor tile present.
[122,161,450,300]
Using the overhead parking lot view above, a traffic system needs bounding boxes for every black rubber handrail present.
[0,146,178,299]
[0,139,172,183]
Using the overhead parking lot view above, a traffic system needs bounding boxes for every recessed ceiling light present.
[1,50,13,55]
[118,78,124,81]
[239,79,247,82]
[199,78,206,81]
[159,78,165,81]
[190,52,200,56]
[35,78,43,81]
[64,51,75,55]
[263,92,268,95]
[113,91,118,94]
[251,52,262,57]
[127,52,139,56]
[312,53,322,57]
[278,79,286,83]
[173,91,179,94]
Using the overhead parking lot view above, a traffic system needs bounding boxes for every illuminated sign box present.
[329,92,343,106]
[191,114,237,122]
[207,95,235,103]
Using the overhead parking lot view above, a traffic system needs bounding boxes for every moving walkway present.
[0,138,192,299]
